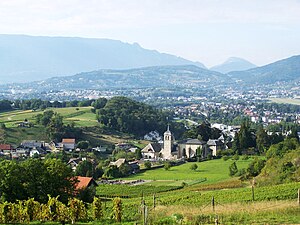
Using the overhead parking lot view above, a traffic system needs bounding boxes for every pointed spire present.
[167,124,170,132]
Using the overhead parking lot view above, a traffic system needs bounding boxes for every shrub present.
[241,155,249,160]
[229,162,238,176]
[190,163,198,171]
[164,162,171,170]
[113,198,122,222]
[222,156,230,161]
[92,197,103,220]
[144,161,152,169]
[232,154,240,161]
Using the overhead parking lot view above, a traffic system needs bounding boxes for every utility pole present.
[212,196,215,212]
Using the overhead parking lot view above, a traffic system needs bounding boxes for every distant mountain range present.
[210,57,256,74]
[3,65,229,91]
[0,34,205,83]
[229,55,300,84]
[1,55,300,93]
[0,34,299,88]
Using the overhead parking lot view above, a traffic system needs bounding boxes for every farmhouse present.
[21,140,43,149]
[62,138,76,150]
[75,176,98,191]
[0,144,13,156]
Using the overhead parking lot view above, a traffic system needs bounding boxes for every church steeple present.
[162,125,173,159]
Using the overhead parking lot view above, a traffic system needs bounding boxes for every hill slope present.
[0,34,205,83]
[211,57,256,74]
[1,65,229,91]
[228,55,300,84]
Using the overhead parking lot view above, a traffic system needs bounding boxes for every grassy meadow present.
[122,158,254,185]
[0,107,98,128]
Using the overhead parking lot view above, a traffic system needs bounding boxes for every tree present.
[229,162,238,176]
[246,157,266,177]
[47,113,64,141]
[77,141,89,150]
[256,126,270,153]
[103,165,120,178]
[0,123,6,129]
[164,162,171,170]
[77,186,96,203]
[135,149,142,159]
[92,98,107,109]
[119,163,131,177]
[190,163,198,171]
[75,160,94,177]
[196,147,202,161]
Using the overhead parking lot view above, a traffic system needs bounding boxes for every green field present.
[122,159,253,185]
[0,107,98,128]
[269,97,300,105]
[96,158,300,223]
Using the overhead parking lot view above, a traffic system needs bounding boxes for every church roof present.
[178,138,206,145]
[142,143,162,153]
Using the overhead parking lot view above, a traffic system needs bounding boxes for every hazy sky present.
[1,0,300,67]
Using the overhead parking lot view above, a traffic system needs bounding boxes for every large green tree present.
[0,159,76,203]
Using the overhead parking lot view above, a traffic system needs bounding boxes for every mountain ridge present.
[1,65,230,91]
[0,34,205,84]
[228,55,300,84]
[210,57,256,74]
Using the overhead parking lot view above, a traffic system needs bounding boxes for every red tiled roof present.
[0,144,12,150]
[75,176,96,190]
[62,139,76,143]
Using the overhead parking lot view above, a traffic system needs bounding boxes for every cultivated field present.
[269,97,300,105]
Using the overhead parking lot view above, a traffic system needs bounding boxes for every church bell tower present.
[162,125,173,159]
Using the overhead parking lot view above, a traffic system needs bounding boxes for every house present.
[141,143,162,160]
[21,140,43,149]
[92,146,107,152]
[109,158,126,168]
[29,147,46,157]
[62,138,76,150]
[128,161,140,174]
[75,176,98,191]
[13,148,30,158]
[67,158,82,171]
[0,144,13,155]
[144,131,162,141]
[109,158,140,174]
[115,143,133,151]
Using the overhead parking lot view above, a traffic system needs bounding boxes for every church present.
[141,126,224,160]
[141,126,177,160]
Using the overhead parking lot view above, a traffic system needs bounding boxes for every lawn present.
[123,158,254,185]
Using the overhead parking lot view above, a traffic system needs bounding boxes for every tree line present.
[95,96,185,137]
